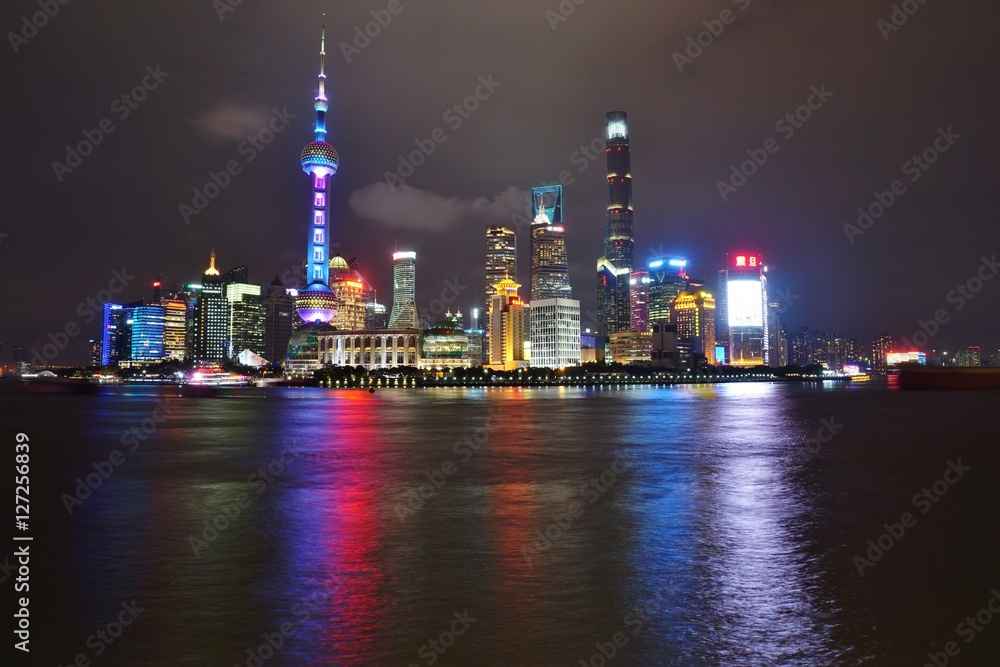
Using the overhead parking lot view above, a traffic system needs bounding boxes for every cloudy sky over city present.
[2,0,998,361]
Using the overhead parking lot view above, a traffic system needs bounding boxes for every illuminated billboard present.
[887,352,926,366]
[727,279,763,328]
[731,254,762,269]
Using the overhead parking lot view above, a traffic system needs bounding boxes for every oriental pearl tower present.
[295,16,340,324]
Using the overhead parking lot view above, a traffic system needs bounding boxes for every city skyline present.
[2,2,998,363]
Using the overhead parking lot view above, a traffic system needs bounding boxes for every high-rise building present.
[226,283,266,359]
[648,257,688,326]
[604,112,634,270]
[101,303,125,366]
[88,339,102,367]
[872,334,898,373]
[365,300,389,330]
[955,346,982,367]
[194,251,230,362]
[160,299,187,361]
[767,302,787,368]
[488,276,526,371]
[485,226,517,297]
[388,250,418,329]
[530,186,571,301]
[671,291,717,365]
[264,276,295,363]
[597,112,635,336]
[715,268,729,363]
[329,255,369,331]
[176,284,200,361]
[597,259,631,335]
[529,298,581,369]
[221,266,249,285]
[629,270,650,332]
[722,253,769,367]
[130,305,165,364]
[295,19,339,325]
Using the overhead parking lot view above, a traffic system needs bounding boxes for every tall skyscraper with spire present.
[194,249,229,362]
[597,112,635,336]
[295,17,340,325]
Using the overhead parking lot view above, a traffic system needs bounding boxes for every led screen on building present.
[727,279,763,328]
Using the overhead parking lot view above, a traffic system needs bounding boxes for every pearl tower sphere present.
[295,16,340,324]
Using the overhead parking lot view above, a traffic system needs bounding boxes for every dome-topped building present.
[418,319,471,372]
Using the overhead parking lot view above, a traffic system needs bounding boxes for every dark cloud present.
[348,183,526,233]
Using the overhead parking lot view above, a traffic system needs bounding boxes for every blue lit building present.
[101,303,124,366]
[130,305,165,363]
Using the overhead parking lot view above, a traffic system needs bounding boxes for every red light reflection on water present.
[289,390,388,661]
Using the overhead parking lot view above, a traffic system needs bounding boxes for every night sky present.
[2,0,998,365]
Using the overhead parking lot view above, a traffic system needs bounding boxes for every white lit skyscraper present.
[529,299,581,369]
[722,253,769,367]
[388,251,418,329]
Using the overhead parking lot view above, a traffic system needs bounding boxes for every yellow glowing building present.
[670,291,717,365]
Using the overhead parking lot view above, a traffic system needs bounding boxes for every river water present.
[7,381,1000,666]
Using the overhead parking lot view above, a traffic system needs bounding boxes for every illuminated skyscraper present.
[955,346,982,367]
[388,251,418,329]
[872,334,898,374]
[130,305,165,364]
[671,291,717,365]
[629,270,650,332]
[604,112,634,270]
[597,112,635,335]
[529,299,581,369]
[488,276,526,371]
[597,259,630,335]
[101,303,124,366]
[194,251,230,362]
[647,257,688,326]
[767,302,788,368]
[329,255,369,331]
[530,185,571,301]
[226,283,266,358]
[485,226,517,297]
[160,299,187,361]
[295,18,339,325]
[721,253,769,367]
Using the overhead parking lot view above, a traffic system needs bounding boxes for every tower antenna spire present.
[318,14,326,102]
[313,15,329,142]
